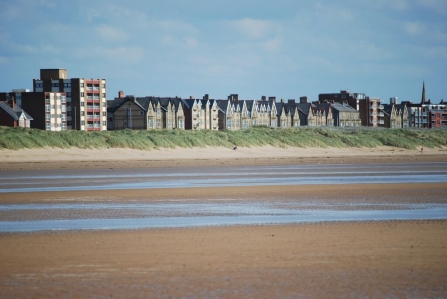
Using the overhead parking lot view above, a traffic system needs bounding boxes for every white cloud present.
[75,46,145,64]
[261,38,282,52]
[159,20,198,35]
[416,0,447,14]
[228,18,272,40]
[376,0,409,11]
[314,3,353,21]
[0,56,9,65]
[402,21,426,36]
[96,25,129,42]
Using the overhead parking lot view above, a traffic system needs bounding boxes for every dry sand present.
[1,146,447,298]
[1,145,446,170]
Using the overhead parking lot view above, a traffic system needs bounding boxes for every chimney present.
[203,94,209,100]
[299,96,308,103]
[268,96,276,102]
[118,91,124,98]
[261,96,266,101]
[190,96,194,99]
[288,99,296,104]
[280,98,285,103]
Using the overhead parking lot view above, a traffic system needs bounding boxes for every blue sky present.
[1,0,446,103]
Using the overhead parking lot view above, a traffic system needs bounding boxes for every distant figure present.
[421,146,424,154]
[233,144,238,151]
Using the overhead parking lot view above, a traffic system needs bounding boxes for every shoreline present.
[1,145,446,170]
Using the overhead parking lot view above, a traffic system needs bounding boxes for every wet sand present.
[1,221,446,298]
[1,147,447,298]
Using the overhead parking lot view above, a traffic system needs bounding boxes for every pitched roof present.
[331,102,358,112]
[0,101,33,120]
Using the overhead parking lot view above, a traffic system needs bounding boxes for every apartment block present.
[358,97,384,127]
[21,92,67,131]
[319,90,384,127]
[33,69,107,131]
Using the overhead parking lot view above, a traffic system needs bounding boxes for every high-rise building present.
[33,69,107,131]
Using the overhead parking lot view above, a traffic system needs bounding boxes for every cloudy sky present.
[1,0,446,103]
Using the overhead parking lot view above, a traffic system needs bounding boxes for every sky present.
[1,0,446,104]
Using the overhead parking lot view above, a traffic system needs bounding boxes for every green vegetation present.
[1,126,446,150]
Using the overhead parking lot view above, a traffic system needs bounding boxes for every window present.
[67,111,72,116]
[103,112,106,116]
[149,119,154,128]
[81,121,85,125]
[36,83,43,88]
[64,83,71,88]
[178,119,183,128]
[45,105,50,112]
[80,83,84,87]
[102,83,106,88]
[81,102,84,106]
[102,93,106,98]
[81,92,84,97]
[139,111,144,116]
[103,121,106,126]
[52,83,59,87]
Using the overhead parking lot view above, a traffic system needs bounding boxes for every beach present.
[1,146,447,298]
[1,145,446,170]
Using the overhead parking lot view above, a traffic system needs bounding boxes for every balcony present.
[378,112,384,117]
[379,120,384,125]
[379,105,384,109]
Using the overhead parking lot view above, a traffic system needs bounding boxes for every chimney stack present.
[118,91,124,98]
[300,96,308,103]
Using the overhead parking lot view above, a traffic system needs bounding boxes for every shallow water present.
[1,202,446,232]
[1,162,446,232]
[1,162,447,193]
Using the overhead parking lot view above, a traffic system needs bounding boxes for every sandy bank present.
[1,145,446,170]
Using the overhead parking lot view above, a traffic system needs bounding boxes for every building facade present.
[33,69,107,131]
[21,92,67,131]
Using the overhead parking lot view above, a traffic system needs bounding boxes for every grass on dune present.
[0,125,446,151]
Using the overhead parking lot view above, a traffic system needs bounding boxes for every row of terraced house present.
[107,91,418,131]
